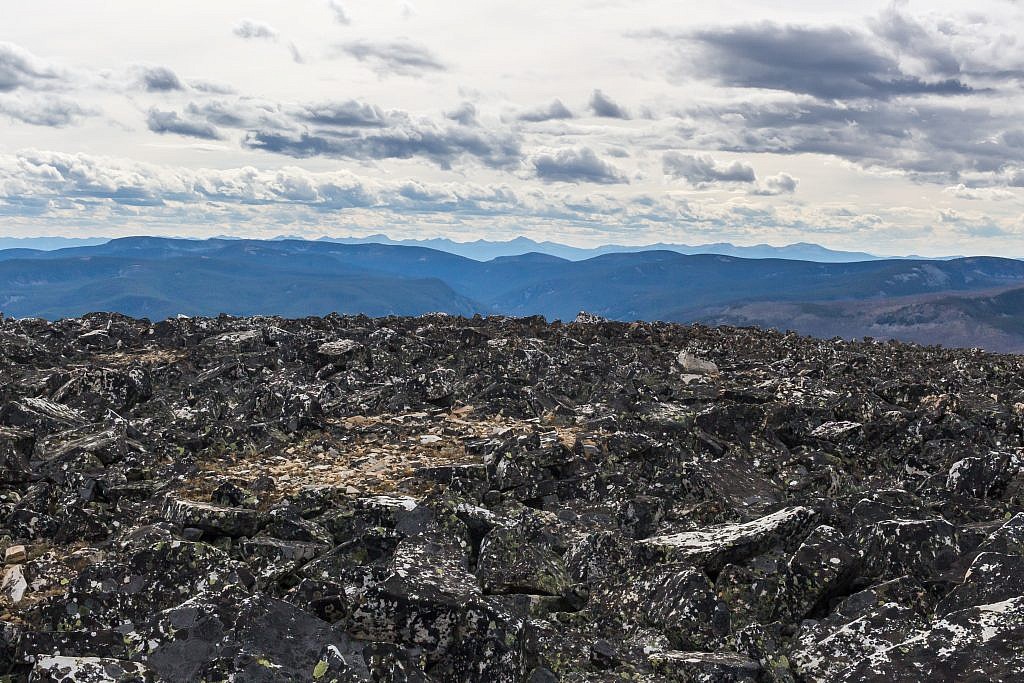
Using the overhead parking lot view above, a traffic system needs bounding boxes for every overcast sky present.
[3,0,1024,255]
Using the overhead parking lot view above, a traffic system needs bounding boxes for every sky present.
[2,0,1024,256]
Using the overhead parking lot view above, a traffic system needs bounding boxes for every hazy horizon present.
[0,232,970,261]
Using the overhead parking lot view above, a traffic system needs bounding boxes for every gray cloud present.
[0,42,61,92]
[685,98,1024,184]
[174,95,520,169]
[533,147,628,184]
[146,109,222,140]
[328,0,351,25]
[446,102,478,126]
[189,81,236,95]
[589,89,629,118]
[0,95,92,127]
[663,152,755,186]
[751,173,798,196]
[662,23,973,100]
[233,19,279,41]
[137,65,184,92]
[184,99,277,128]
[335,40,445,77]
[517,99,574,122]
[298,100,390,127]
[243,121,521,170]
[868,5,960,78]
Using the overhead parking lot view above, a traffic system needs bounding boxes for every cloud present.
[684,99,1023,184]
[659,22,974,100]
[335,40,445,77]
[328,0,351,25]
[146,109,222,140]
[589,89,629,119]
[243,120,521,170]
[233,19,279,41]
[663,152,755,186]
[0,149,531,218]
[752,173,799,196]
[183,99,285,129]
[533,147,628,184]
[938,207,1022,237]
[164,96,519,169]
[0,95,93,127]
[868,3,961,78]
[943,184,1016,201]
[136,65,184,92]
[517,99,574,122]
[2,149,1007,248]
[4,149,371,208]
[446,102,478,126]
[0,42,61,92]
[298,100,390,127]
[189,80,236,95]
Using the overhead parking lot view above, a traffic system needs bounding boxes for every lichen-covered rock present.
[677,351,719,376]
[240,536,330,584]
[133,589,370,682]
[789,577,931,681]
[476,525,571,597]
[346,533,490,655]
[0,398,87,435]
[946,450,1018,498]
[161,496,261,538]
[833,596,1024,681]
[857,518,960,580]
[935,552,1024,616]
[977,512,1024,555]
[607,563,731,650]
[649,650,760,682]
[30,656,155,682]
[714,563,785,629]
[317,339,363,359]
[48,541,255,630]
[641,506,817,572]
[783,525,859,619]
[0,426,33,484]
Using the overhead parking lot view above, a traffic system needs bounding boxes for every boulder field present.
[0,311,1021,681]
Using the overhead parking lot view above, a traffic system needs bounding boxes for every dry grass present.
[92,348,186,367]
[175,406,583,506]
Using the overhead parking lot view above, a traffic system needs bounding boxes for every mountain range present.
[1,236,1023,351]
[0,235,948,262]
[310,235,893,262]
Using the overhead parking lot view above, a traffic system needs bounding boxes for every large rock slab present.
[161,497,261,538]
[640,506,817,572]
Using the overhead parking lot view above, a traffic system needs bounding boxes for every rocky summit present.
[0,312,1021,682]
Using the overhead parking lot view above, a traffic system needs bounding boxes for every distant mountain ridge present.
[312,234,888,262]
[0,236,1022,350]
[0,234,935,262]
[0,237,112,251]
